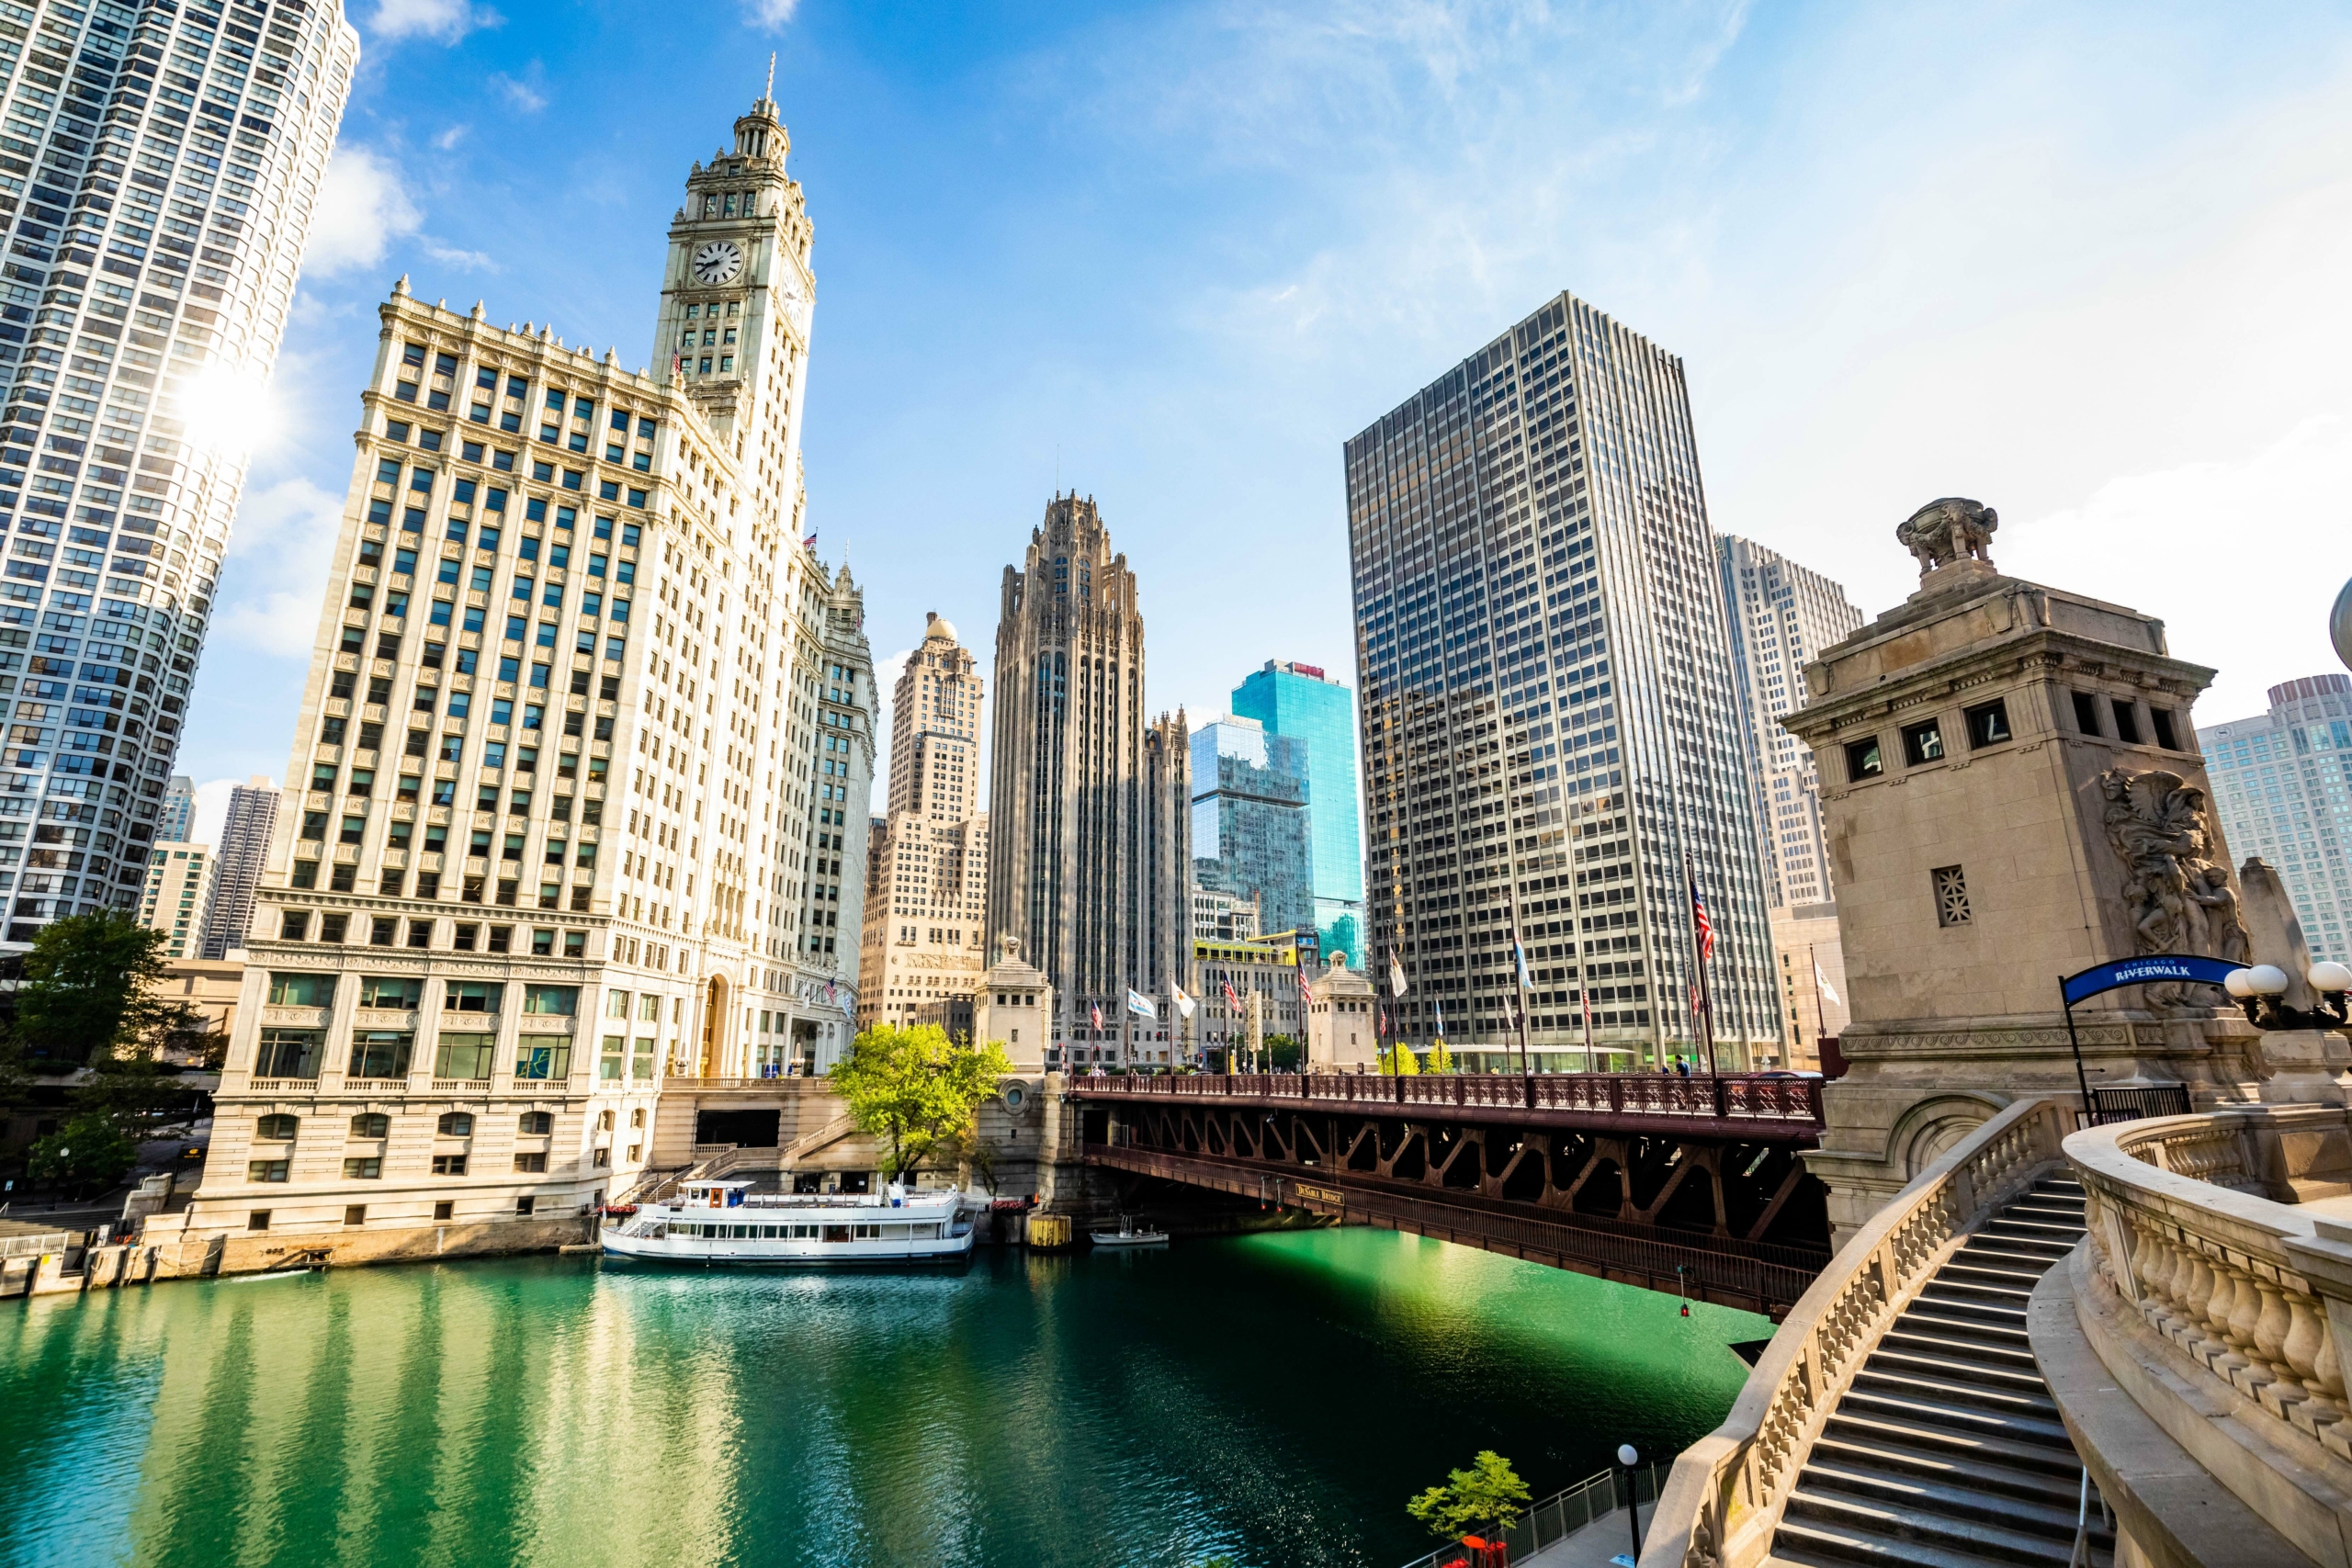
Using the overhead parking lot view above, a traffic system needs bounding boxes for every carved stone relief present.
[2098,767,2248,1007]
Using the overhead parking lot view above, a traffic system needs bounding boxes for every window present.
[516,1196,537,1216]
[345,1203,370,1224]
[444,981,503,1013]
[248,1211,272,1231]
[359,976,424,1010]
[2072,691,2104,736]
[254,1030,322,1078]
[2151,708,2180,750]
[1844,737,1883,781]
[437,1112,475,1137]
[1933,864,1971,927]
[248,1162,290,1183]
[266,972,335,1007]
[431,1154,469,1177]
[343,1160,380,1181]
[1901,720,1946,767]
[523,984,579,1016]
[519,1111,554,1135]
[2110,699,2142,745]
[255,1113,299,1141]
[514,1152,548,1174]
[434,1201,455,1221]
[600,1034,626,1080]
[350,1112,390,1138]
[514,1034,572,1079]
[435,1034,496,1080]
[1963,700,2011,749]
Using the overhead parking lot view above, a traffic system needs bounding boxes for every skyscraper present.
[860,611,988,1033]
[158,774,197,842]
[984,493,1190,1067]
[2200,673,2352,964]
[1232,659,1364,964]
[1344,290,1776,1070]
[187,92,876,1251]
[1190,713,1313,939]
[138,838,211,959]
[0,0,355,942]
[1717,536,1864,1059]
[195,771,271,957]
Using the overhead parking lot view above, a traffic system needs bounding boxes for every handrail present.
[780,1111,857,1166]
[1068,1071,1823,1125]
[1638,1096,2073,1568]
[1393,1461,1667,1568]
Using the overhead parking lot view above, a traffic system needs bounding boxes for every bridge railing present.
[1635,1096,2073,1568]
[1068,1071,1823,1124]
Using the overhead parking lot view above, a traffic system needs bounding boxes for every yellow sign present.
[1293,1183,1345,1206]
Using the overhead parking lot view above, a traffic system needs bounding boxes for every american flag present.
[1222,978,1241,1014]
[1690,871,1714,963]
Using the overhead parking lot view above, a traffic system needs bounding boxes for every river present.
[1,1229,1765,1568]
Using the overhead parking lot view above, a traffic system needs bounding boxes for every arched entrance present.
[698,974,729,1077]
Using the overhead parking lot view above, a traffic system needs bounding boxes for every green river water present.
[1,1229,1766,1568]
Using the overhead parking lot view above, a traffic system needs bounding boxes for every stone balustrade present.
[2053,1107,2352,1564]
[1640,1096,2075,1568]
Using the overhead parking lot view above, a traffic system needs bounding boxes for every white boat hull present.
[600,1227,977,1266]
[601,1183,982,1267]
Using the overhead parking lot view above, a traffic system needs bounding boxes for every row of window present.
[266,972,579,1014]
[1847,692,2184,783]
[393,344,660,448]
[253,1026,576,1082]
[257,1110,566,1141]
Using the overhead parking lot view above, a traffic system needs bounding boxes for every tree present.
[1426,1039,1456,1073]
[12,912,189,1072]
[28,1111,138,1189]
[831,1023,1015,1180]
[1407,1450,1532,1542]
[1265,1033,1302,1071]
[1379,1041,1421,1076]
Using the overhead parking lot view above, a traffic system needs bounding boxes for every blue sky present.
[181,0,2352,834]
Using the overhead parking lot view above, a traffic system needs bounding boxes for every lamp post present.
[2223,961,2352,1031]
[1618,1443,1644,1563]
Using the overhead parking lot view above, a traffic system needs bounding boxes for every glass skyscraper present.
[2200,672,2352,964]
[1344,289,1775,1070]
[0,0,355,942]
[1232,658,1364,967]
[1190,713,1314,942]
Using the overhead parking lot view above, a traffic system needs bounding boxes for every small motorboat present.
[1089,1214,1169,1247]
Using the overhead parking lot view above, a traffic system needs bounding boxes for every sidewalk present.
[1520,1506,1647,1568]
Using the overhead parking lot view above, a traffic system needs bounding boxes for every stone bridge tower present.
[1781,502,2256,1241]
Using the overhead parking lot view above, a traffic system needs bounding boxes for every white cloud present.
[187,777,273,850]
[743,0,798,29]
[432,123,469,152]
[304,146,422,278]
[424,241,497,270]
[368,0,499,45]
[492,70,548,114]
[217,478,346,660]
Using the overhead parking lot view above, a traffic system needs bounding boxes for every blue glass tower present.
[1190,716,1315,942]
[1233,660,1364,968]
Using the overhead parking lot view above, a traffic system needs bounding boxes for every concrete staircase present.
[1770,1175,2109,1568]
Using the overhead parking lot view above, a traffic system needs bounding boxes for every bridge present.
[1066,1071,1832,1319]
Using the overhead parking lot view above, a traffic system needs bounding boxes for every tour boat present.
[1089,1214,1169,1247]
[600,1179,983,1266]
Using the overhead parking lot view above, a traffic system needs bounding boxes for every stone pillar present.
[1781,502,2260,1243]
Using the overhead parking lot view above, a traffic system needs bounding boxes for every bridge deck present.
[1083,1143,1823,1319]
[1068,1070,1824,1143]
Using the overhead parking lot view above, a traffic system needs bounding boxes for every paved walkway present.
[1521,1506,1646,1567]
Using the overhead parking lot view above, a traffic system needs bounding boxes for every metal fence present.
[2087,1084,2194,1125]
[1395,1461,1665,1568]
[1069,1070,1823,1127]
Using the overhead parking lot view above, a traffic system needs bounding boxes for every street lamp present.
[1617,1443,1643,1564]
[2225,962,2352,1032]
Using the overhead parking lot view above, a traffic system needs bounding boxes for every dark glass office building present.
[1343,291,1775,1068]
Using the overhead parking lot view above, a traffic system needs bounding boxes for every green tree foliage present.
[28,1111,138,1188]
[831,1024,1015,1179]
[13,912,200,1072]
[1265,1033,1302,1071]
[1406,1450,1532,1541]
[1425,1039,1455,1073]
[1378,1041,1421,1076]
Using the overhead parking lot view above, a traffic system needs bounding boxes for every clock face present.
[691,241,744,286]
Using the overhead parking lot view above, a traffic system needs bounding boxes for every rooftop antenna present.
[764,52,775,104]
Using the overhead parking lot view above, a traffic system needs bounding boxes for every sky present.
[181,0,2352,840]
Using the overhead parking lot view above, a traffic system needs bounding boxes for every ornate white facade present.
[183,93,876,1246]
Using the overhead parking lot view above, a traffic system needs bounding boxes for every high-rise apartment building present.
[158,773,197,841]
[186,93,876,1248]
[1232,660,1364,964]
[1717,536,1863,1058]
[984,493,1190,1067]
[195,770,270,957]
[1345,290,1776,1070]
[1192,885,1258,942]
[0,0,354,942]
[138,837,210,957]
[1190,713,1313,939]
[860,611,987,1034]
[2201,673,2352,964]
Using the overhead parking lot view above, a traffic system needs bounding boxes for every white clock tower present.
[657,85,815,548]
